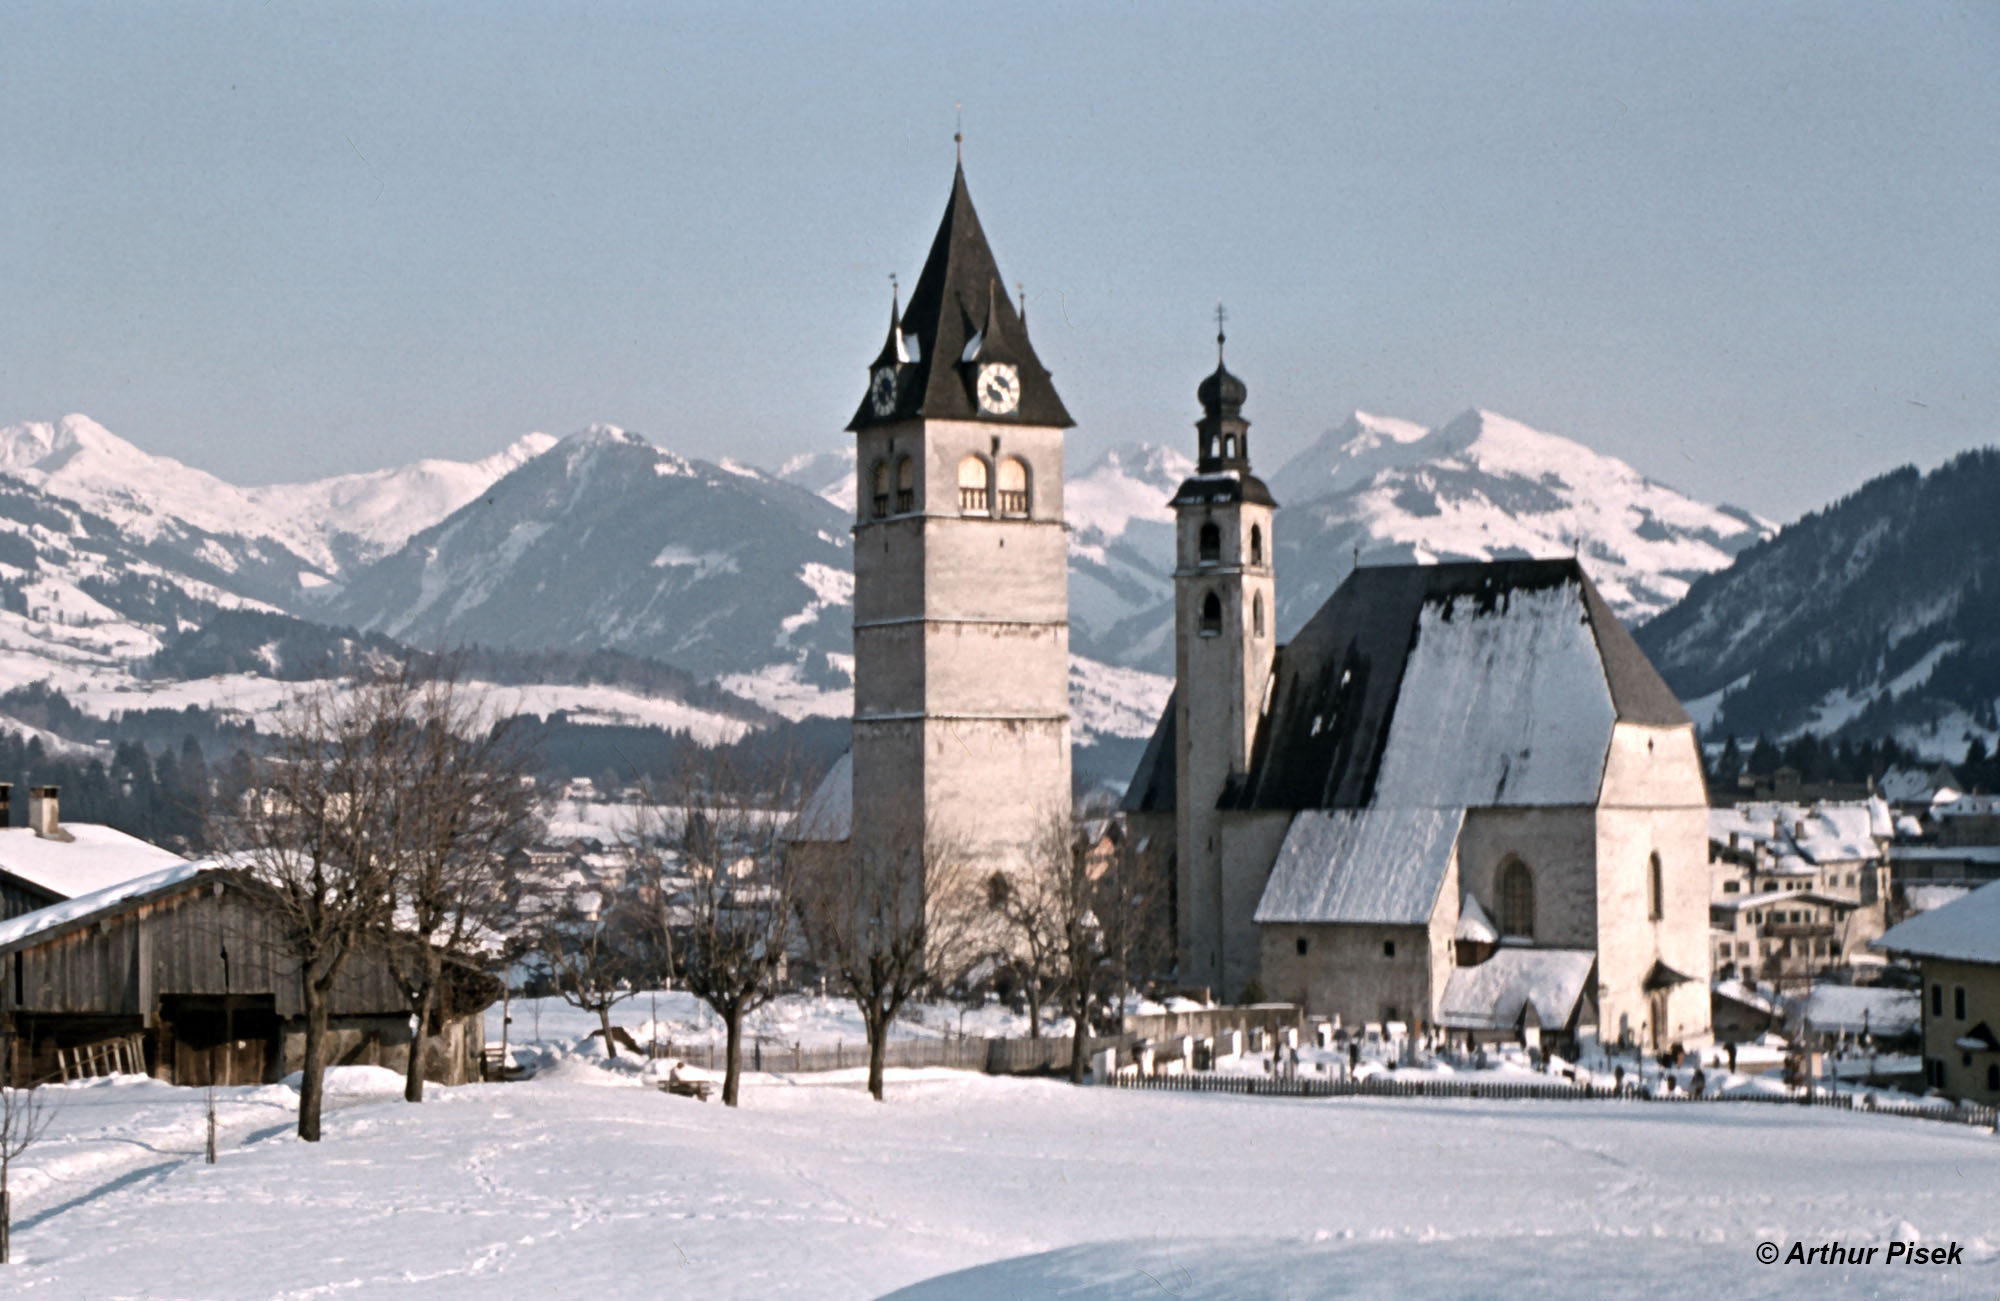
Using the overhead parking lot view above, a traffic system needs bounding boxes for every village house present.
[0,860,493,1087]
[1124,353,1712,1054]
[0,784,188,922]
[1705,799,1892,984]
[1871,879,2000,1106]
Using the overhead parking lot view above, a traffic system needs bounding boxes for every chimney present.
[29,786,69,841]
[0,784,10,827]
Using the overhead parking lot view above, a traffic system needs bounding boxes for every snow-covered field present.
[2,1043,1993,1298]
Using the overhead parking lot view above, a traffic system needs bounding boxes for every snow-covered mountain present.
[1267,408,1773,645]
[1634,449,2000,755]
[1065,442,1191,669]
[777,448,857,513]
[325,426,858,689]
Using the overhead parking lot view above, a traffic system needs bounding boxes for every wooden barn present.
[0,860,496,1087]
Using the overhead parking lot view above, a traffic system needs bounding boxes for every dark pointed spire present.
[849,164,1072,430]
[869,276,906,369]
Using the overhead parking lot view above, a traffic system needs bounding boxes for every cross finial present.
[955,103,963,163]
[1215,302,1228,362]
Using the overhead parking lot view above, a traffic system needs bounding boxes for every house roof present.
[1711,888,1862,914]
[1793,984,1920,1038]
[1438,947,1596,1031]
[1872,878,2000,964]
[1455,891,1499,943]
[847,165,1071,432]
[0,823,188,901]
[0,858,216,953]
[1253,807,1463,926]
[1120,688,1178,814]
[1226,560,1679,813]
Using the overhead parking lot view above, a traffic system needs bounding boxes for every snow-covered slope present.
[777,447,857,513]
[328,426,858,685]
[1270,408,1773,643]
[249,432,556,574]
[1635,448,2000,754]
[1064,442,1191,669]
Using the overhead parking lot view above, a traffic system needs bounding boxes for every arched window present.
[1199,592,1222,636]
[1250,524,1263,566]
[1499,859,1534,940]
[895,455,915,514]
[1220,434,1235,459]
[1253,592,1265,638]
[870,460,890,519]
[1198,521,1221,565]
[996,457,1029,516]
[958,455,990,513]
[1648,851,1664,922]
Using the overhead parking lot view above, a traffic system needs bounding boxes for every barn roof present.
[1253,807,1463,926]
[1228,559,1678,812]
[0,823,188,902]
[0,858,216,953]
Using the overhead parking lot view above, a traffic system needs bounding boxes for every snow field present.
[0,1057,1993,1298]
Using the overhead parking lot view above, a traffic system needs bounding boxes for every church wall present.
[849,720,927,876]
[918,620,1069,717]
[1258,921,1435,1028]
[853,512,925,624]
[918,419,1066,527]
[1595,722,1713,1048]
[1455,807,1599,947]
[1217,810,1290,1002]
[922,519,1070,624]
[921,716,1072,876]
[853,621,925,717]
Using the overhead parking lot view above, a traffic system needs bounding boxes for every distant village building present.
[1706,799,1893,983]
[0,784,186,920]
[1872,880,2000,1105]
[794,164,1074,887]
[1125,353,1712,1052]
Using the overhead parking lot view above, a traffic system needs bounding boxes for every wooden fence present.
[56,1033,147,1082]
[1108,1069,2000,1131]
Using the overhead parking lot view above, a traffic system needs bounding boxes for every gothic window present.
[958,455,991,513]
[870,460,890,519]
[1199,591,1222,636]
[996,457,1029,516]
[1648,852,1664,921]
[1250,524,1263,565]
[895,455,915,514]
[1253,592,1265,638]
[1499,859,1534,939]
[1198,521,1222,565]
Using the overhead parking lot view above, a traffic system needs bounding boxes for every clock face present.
[976,362,1021,416]
[869,367,897,416]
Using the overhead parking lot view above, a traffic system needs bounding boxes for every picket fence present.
[650,1032,1132,1077]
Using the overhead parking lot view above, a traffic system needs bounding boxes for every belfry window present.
[1199,592,1222,637]
[895,456,915,514]
[1250,524,1263,566]
[958,455,990,513]
[1198,521,1222,565]
[870,460,890,519]
[1253,592,1265,638]
[1500,859,1534,940]
[996,457,1029,516]
[1648,852,1664,922]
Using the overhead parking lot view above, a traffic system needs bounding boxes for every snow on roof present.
[787,751,852,843]
[1711,978,1777,1015]
[1878,764,1957,804]
[1710,800,1887,865]
[1455,891,1498,943]
[1894,814,1925,839]
[1712,888,1859,913]
[1367,584,1617,808]
[1935,793,2000,818]
[1873,879,2000,964]
[0,857,213,950]
[1904,884,1970,915]
[1254,807,1462,926]
[1890,845,2000,865]
[0,823,187,900]
[1438,947,1595,1031]
[1794,985,1920,1038]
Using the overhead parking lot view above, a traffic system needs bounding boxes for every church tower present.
[1171,324,1277,996]
[846,163,1074,891]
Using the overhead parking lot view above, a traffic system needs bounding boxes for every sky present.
[5,1,1996,522]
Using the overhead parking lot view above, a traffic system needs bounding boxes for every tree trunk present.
[722,1006,743,1107]
[1027,978,1042,1040]
[1,1185,10,1265]
[299,984,329,1142]
[865,1005,887,1102]
[404,954,438,1103]
[1069,986,1089,1085]
[597,1002,618,1059]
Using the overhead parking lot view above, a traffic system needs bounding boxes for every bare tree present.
[644,748,805,1106]
[223,677,414,1141]
[1054,803,1173,1084]
[983,818,1066,1040]
[383,672,543,1102]
[798,817,985,1101]
[525,875,661,1059]
[0,1058,52,1264]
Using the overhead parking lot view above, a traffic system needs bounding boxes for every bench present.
[661,1076,713,1102]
